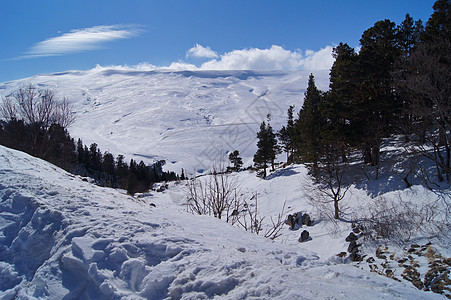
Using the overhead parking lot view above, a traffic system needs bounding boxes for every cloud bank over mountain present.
[100,44,335,72]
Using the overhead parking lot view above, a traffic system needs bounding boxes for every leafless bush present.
[230,192,286,240]
[358,194,450,245]
[1,84,75,128]
[186,170,285,240]
[263,201,286,240]
[302,174,351,223]
[235,192,264,235]
[186,165,240,220]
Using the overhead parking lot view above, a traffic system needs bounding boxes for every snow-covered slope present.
[0,67,329,173]
[0,145,442,299]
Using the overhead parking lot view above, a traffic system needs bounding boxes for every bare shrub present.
[1,84,75,128]
[302,174,351,223]
[186,165,240,220]
[185,169,285,239]
[357,194,450,245]
[235,192,264,235]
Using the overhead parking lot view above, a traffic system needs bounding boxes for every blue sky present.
[0,0,436,83]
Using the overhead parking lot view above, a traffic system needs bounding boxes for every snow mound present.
[0,146,443,299]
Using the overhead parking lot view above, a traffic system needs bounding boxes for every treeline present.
[0,118,177,195]
[278,0,449,183]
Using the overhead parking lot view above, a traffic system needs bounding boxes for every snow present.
[0,146,445,299]
[0,68,330,174]
[0,68,449,298]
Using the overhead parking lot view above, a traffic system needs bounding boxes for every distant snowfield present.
[0,67,330,173]
[0,145,443,299]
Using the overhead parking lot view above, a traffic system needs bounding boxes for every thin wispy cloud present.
[19,25,143,59]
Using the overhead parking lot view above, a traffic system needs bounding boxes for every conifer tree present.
[294,74,324,175]
[358,19,400,168]
[253,115,279,178]
[399,0,451,181]
[278,105,295,163]
[228,150,243,172]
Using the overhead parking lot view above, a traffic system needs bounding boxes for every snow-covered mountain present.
[1,68,449,299]
[0,145,443,299]
[0,67,330,173]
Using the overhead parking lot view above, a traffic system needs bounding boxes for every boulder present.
[298,230,310,242]
[345,232,358,242]
[286,214,295,230]
[347,240,360,253]
[292,212,300,226]
[349,249,362,262]
[301,213,312,226]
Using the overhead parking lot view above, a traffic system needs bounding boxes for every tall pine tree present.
[253,115,279,178]
[294,74,324,175]
[358,19,400,167]
[278,105,295,163]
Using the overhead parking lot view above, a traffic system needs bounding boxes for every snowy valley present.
[0,68,450,299]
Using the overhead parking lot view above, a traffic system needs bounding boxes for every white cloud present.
[164,61,199,70]
[302,46,335,70]
[25,25,142,58]
[92,62,157,72]
[200,45,302,70]
[92,45,335,73]
[186,44,218,59]
[191,45,334,71]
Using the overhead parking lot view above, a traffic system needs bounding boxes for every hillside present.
[0,145,445,299]
[0,67,329,173]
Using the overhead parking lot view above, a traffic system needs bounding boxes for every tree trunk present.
[334,197,339,220]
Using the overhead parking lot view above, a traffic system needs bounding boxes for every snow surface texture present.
[0,145,443,299]
[0,68,329,174]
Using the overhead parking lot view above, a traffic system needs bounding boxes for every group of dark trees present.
[253,0,450,218]
[0,84,178,195]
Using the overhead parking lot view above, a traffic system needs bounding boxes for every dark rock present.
[299,230,310,242]
[348,240,360,253]
[293,212,300,226]
[366,257,375,263]
[286,214,295,230]
[301,213,312,226]
[345,232,358,242]
[398,258,408,264]
[337,252,347,258]
[412,279,424,290]
[444,258,451,266]
[349,249,362,261]
[376,246,387,259]
[351,223,364,234]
